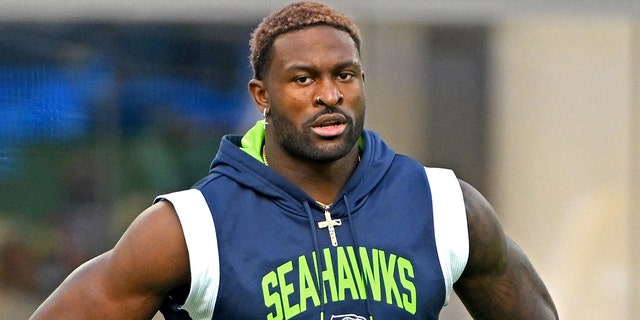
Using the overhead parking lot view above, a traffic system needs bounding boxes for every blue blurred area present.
[0,64,245,178]
[0,66,90,141]
[119,75,243,134]
[0,22,253,179]
[0,22,256,298]
[0,65,89,179]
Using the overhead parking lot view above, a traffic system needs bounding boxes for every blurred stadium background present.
[0,1,638,319]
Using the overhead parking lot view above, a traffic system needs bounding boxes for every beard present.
[269,107,364,163]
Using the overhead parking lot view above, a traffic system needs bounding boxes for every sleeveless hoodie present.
[156,126,468,320]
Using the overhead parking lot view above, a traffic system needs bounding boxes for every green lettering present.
[262,271,283,320]
[380,252,402,308]
[346,246,367,299]
[398,257,417,314]
[336,246,359,301]
[298,255,320,312]
[360,248,382,301]
[321,248,338,302]
[263,248,417,319]
[276,261,299,319]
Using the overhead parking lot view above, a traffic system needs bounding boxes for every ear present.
[248,79,269,113]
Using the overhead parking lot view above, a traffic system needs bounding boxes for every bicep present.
[453,180,558,320]
[454,237,557,319]
[31,251,164,320]
[30,201,190,320]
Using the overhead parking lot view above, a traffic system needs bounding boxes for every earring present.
[263,108,269,128]
[315,96,322,104]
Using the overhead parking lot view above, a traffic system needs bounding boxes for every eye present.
[295,76,313,85]
[337,72,354,81]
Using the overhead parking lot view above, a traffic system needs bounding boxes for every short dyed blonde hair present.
[249,1,361,79]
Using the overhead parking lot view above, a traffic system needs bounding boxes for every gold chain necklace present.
[315,200,332,209]
[261,145,361,208]
[262,144,347,245]
[262,145,269,166]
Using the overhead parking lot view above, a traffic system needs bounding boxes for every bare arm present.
[454,180,558,319]
[30,200,190,320]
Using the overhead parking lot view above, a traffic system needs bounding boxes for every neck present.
[262,144,360,205]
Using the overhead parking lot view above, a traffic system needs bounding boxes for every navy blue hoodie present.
[158,128,468,320]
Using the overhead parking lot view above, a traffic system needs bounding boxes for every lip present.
[310,113,347,138]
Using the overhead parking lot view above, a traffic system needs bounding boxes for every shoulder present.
[457,180,509,276]
[112,199,191,291]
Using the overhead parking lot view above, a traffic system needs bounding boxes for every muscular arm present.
[30,201,190,320]
[454,180,558,319]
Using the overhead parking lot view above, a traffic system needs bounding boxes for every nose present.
[314,84,343,107]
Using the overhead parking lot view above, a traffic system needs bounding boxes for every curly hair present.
[249,1,361,80]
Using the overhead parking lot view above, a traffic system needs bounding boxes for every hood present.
[207,123,396,218]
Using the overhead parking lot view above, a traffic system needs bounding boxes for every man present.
[31,2,558,319]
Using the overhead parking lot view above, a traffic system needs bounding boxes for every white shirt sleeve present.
[424,167,469,305]
[155,189,219,320]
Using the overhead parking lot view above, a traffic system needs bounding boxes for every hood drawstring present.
[304,196,374,320]
[303,200,328,320]
[343,195,374,320]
